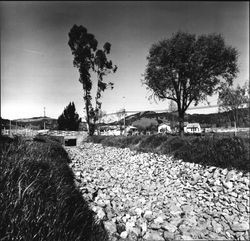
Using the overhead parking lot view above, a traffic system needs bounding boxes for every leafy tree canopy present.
[143,31,239,134]
[58,102,81,131]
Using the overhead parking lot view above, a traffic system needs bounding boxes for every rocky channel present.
[65,143,250,241]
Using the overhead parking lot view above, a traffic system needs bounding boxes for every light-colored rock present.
[125,220,135,232]
[154,216,165,224]
[182,235,194,240]
[134,207,143,216]
[140,222,147,235]
[97,207,106,220]
[150,222,161,230]
[211,220,223,233]
[144,210,153,220]
[144,230,165,241]
[223,181,233,189]
[104,221,117,234]
[231,221,249,232]
[161,222,177,233]
[120,231,128,239]
[163,230,175,240]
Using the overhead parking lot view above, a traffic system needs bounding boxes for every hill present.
[1,117,58,130]
[110,108,250,129]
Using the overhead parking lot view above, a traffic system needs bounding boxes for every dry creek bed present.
[65,143,250,241]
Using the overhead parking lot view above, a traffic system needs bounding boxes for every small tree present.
[143,31,238,136]
[168,100,177,113]
[58,102,81,131]
[95,109,106,134]
[218,82,249,130]
[168,100,178,128]
[68,25,117,136]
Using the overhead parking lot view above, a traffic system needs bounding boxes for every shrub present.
[0,137,108,241]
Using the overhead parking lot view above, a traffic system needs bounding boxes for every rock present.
[169,217,182,227]
[237,203,246,213]
[129,227,141,237]
[181,204,193,214]
[140,222,147,235]
[213,169,220,179]
[229,191,238,198]
[150,222,161,230]
[104,221,117,234]
[144,230,165,241]
[144,210,153,220]
[125,220,135,232]
[212,185,223,192]
[225,170,236,181]
[169,204,182,215]
[134,207,143,216]
[223,181,233,189]
[192,173,201,183]
[231,221,249,232]
[179,223,190,235]
[207,166,217,172]
[163,231,175,240]
[116,222,126,234]
[221,169,228,176]
[182,235,194,240]
[154,216,165,225]
[97,207,106,220]
[211,220,223,233]
[161,222,177,233]
[120,231,128,239]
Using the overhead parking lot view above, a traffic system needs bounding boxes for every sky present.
[1,1,249,120]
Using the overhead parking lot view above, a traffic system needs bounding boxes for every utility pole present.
[123,109,126,129]
[9,120,11,136]
[44,106,46,130]
[123,97,126,134]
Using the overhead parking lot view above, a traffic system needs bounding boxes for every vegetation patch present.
[87,134,250,172]
[0,136,108,241]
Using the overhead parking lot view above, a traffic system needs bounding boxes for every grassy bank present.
[0,136,108,241]
[87,134,250,173]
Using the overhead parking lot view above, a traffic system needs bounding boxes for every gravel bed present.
[65,143,250,241]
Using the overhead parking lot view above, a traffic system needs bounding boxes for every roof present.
[186,123,200,127]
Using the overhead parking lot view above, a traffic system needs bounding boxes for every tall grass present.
[0,136,108,241]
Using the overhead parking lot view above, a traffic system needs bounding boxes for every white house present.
[158,124,172,134]
[184,123,202,134]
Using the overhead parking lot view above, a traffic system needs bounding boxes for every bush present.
[0,137,108,241]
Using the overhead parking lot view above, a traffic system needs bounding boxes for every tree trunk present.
[84,88,92,136]
[88,123,95,136]
[178,111,185,137]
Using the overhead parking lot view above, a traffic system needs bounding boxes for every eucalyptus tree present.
[68,25,117,135]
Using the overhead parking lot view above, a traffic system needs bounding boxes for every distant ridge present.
[109,108,250,128]
[13,116,55,122]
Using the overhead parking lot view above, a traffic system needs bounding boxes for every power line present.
[103,103,248,116]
